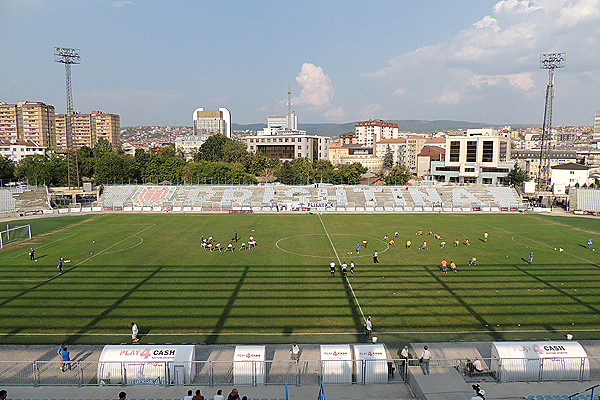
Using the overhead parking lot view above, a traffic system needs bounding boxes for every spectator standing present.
[131,322,139,343]
[365,316,372,340]
[60,346,71,372]
[57,343,66,357]
[290,343,300,362]
[213,389,225,400]
[401,345,409,366]
[420,345,432,375]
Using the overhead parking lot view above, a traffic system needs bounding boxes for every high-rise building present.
[192,107,231,138]
[55,111,120,150]
[594,110,600,139]
[268,112,297,131]
[355,120,399,147]
[0,101,56,149]
[93,111,121,149]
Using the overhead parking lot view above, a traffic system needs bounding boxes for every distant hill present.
[233,120,536,138]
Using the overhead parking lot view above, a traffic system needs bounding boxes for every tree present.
[222,140,251,170]
[382,145,394,171]
[93,138,113,159]
[0,155,15,182]
[384,164,412,185]
[276,161,295,184]
[339,163,367,185]
[94,152,129,184]
[249,151,267,176]
[195,134,228,162]
[291,157,314,184]
[505,164,528,187]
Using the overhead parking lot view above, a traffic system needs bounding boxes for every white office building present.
[174,135,211,160]
[192,107,231,138]
[246,130,329,162]
[430,129,512,184]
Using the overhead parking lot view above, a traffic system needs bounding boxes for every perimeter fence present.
[0,357,599,387]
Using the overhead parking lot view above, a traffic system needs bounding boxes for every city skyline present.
[1,0,599,127]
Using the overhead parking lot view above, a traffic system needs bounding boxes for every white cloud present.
[324,107,346,120]
[392,87,405,96]
[363,0,600,122]
[290,62,346,121]
[112,1,136,8]
[359,103,383,119]
[469,72,535,91]
[294,63,334,109]
[425,88,464,105]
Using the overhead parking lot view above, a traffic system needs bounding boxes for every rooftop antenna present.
[287,86,292,130]
[54,47,81,188]
[537,52,565,191]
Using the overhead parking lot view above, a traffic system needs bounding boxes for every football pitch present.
[0,212,599,346]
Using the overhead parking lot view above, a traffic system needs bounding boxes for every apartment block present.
[56,111,120,150]
[0,101,55,149]
[355,120,399,147]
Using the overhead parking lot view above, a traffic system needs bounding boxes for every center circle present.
[275,233,390,259]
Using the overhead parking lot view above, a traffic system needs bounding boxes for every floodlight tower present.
[54,47,81,188]
[537,52,565,191]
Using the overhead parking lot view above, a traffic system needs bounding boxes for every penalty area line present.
[318,214,366,324]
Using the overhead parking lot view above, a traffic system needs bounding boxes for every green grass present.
[0,212,599,345]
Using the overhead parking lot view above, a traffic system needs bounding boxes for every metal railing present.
[1,357,598,387]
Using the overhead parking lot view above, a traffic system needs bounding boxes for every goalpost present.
[0,224,32,249]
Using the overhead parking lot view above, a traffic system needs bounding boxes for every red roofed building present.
[0,138,46,162]
[417,145,445,178]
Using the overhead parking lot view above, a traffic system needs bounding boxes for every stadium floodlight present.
[54,47,81,66]
[54,47,81,188]
[536,52,565,191]
[539,52,565,70]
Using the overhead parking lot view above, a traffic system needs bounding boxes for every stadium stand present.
[0,186,51,214]
[574,188,600,213]
[96,184,525,212]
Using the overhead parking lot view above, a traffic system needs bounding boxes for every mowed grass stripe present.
[0,213,599,343]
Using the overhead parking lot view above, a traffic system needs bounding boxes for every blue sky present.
[1,0,599,127]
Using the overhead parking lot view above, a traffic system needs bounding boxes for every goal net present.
[0,224,32,249]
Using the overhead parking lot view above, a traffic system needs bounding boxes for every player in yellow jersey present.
[469,257,476,266]
[484,232,489,242]
[406,240,411,249]
[441,259,447,273]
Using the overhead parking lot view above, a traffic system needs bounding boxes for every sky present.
[1,0,599,127]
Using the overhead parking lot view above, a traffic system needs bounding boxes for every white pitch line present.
[58,224,156,276]
[318,215,366,323]
[487,223,599,267]
[2,328,599,336]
